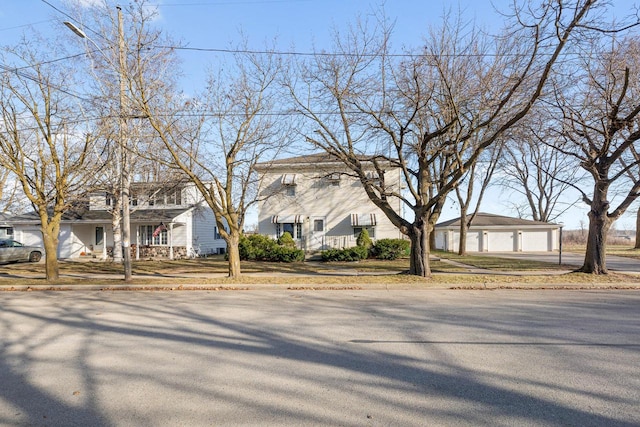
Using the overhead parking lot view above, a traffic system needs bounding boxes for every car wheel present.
[29,251,42,262]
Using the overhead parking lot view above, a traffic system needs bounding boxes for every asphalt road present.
[1,290,639,426]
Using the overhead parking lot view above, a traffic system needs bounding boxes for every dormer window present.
[327,173,340,185]
[366,171,383,185]
[281,174,296,185]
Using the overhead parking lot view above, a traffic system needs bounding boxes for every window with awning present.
[272,215,304,239]
[351,213,377,226]
[281,174,296,185]
[271,215,304,224]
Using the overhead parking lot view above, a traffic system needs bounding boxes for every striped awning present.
[281,174,296,185]
[272,214,304,224]
[351,213,377,226]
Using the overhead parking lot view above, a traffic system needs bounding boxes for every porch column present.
[102,223,108,260]
[169,223,174,260]
[135,226,140,260]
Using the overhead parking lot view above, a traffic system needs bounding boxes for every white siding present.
[257,162,402,249]
[190,206,226,255]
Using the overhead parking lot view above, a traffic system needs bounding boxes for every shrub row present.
[238,233,304,262]
[321,246,368,262]
[321,237,410,262]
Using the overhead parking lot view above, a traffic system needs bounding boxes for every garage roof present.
[436,213,558,228]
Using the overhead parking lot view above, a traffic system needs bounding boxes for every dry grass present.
[431,251,567,271]
[2,252,639,289]
[562,244,640,260]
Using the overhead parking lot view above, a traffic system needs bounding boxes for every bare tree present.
[454,141,503,255]
[68,0,185,272]
[0,38,95,281]
[287,1,600,276]
[130,41,287,277]
[549,35,640,273]
[498,113,582,223]
[0,169,24,214]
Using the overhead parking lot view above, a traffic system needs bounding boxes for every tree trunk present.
[42,235,59,282]
[458,216,468,256]
[579,202,612,274]
[408,223,431,277]
[226,232,242,278]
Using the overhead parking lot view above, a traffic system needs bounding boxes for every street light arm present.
[63,21,87,39]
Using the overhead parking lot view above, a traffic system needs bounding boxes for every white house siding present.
[189,207,226,255]
[60,224,90,258]
[257,161,402,250]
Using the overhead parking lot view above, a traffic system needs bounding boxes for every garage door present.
[465,231,481,252]
[488,231,515,252]
[521,230,550,251]
[19,228,43,247]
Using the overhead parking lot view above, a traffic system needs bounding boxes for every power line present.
[0,20,56,32]
[0,53,89,72]
[0,63,92,102]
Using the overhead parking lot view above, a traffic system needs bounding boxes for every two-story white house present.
[6,183,226,260]
[254,153,403,251]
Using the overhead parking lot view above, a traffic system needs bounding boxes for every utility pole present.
[118,6,133,281]
[64,7,132,281]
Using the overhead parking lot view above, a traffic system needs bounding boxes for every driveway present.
[1,290,639,426]
[483,251,640,274]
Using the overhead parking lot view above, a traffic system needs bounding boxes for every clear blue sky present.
[1,0,639,229]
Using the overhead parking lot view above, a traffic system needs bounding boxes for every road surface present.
[1,290,639,426]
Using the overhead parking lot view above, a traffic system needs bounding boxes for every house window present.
[313,219,324,232]
[140,225,168,245]
[281,174,296,196]
[150,189,182,206]
[214,227,223,240]
[327,173,340,186]
[277,223,303,239]
[354,226,375,239]
[105,193,112,206]
[165,189,181,205]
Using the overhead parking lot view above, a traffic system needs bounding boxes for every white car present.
[0,239,43,263]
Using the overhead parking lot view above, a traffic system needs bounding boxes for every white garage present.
[434,213,561,253]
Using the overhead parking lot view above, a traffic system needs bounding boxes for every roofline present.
[435,223,560,230]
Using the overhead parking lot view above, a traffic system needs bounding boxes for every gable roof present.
[436,213,558,228]
[254,153,398,171]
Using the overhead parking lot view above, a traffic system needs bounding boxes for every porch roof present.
[6,207,192,224]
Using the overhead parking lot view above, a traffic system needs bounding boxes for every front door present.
[308,216,326,250]
[95,226,104,252]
